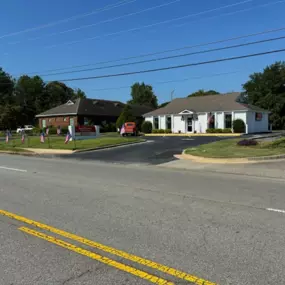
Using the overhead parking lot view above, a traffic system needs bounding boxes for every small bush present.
[233,119,245,133]
[270,138,285,148]
[223,128,232,133]
[165,129,172,134]
[237,139,258,146]
[206,128,224,133]
[141,121,152,134]
[158,129,165,133]
[152,129,159,133]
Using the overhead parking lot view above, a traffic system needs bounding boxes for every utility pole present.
[170,90,175,101]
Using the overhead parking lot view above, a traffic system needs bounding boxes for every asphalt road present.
[59,136,225,165]
[1,154,285,285]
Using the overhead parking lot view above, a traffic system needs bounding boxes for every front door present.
[187,117,192,133]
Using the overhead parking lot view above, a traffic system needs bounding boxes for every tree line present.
[0,67,86,129]
[1,61,285,130]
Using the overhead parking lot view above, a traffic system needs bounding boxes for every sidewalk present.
[160,159,285,180]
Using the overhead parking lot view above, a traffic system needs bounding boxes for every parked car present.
[121,122,138,136]
[16,125,34,133]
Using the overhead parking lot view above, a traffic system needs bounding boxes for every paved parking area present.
[58,136,227,165]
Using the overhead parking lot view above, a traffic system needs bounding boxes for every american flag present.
[65,132,71,144]
[46,127,49,135]
[40,133,45,143]
[57,128,61,135]
[5,134,9,144]
[21,134,25,144]
[120,124,125,135]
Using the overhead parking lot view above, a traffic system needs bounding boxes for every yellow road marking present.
[0,209,217,285]
[19,227,173,285]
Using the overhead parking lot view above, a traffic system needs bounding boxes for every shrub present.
[141,121,153,134]
[165,129,172,134]
[237,139,258,146]
[158,129,165,133]
[270,138,285,148]
[222,128,232,133]
[233,119,245,133]
[206,128,223,133]
[152,129,159,133]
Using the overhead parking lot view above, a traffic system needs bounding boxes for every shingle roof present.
[35,99,80,117]
[36,98,153,118]
[143,92,269,116]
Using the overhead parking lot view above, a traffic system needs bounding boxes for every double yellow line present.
[0,209,217,285]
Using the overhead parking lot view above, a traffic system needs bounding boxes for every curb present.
[144,133,241,137]
[73,139,146,153]
[0,150,37,156]
[177,150,285,164]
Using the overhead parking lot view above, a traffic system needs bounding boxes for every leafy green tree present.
[15,75,46,124]
[0,68,17,129]
[128,82,158,108]
[73,88,86,99]
[158,101,170,108]
[188,89,220,97]
[243,62,285,129]
[116,105,135,128]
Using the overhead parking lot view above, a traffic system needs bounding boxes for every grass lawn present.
[185,138,285,158]
[0,135,143,151]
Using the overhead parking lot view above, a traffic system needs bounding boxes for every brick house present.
[36,98,153,129]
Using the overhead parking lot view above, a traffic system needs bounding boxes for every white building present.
[143,93,270,134]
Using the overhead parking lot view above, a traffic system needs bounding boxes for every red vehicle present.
[121,122,138,136]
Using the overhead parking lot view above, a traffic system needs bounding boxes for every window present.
[255,113,262,121]
[224,114,232,129]
[154,117,159,129]
[166,116,172,129]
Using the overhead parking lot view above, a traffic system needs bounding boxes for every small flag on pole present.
[57,127,61,135]
[5,130,11,144]
[46,127,49,135]
[65,132,71,144]
[21,134,25,144]
[120,124,125,136]
[40,132,45,143]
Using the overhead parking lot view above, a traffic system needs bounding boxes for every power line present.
[174,0,285,28]
[87,70,244,92]
[38,35,285,77]
[54,48,285,82]
[6,0,181,46]
[20,26,285,76]
[0,0,136,40]
[44,0,255,49]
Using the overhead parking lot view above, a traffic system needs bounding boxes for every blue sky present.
[1,0,285,103]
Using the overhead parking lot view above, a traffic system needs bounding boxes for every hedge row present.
[152,129,172,134]
[206,128,232,133]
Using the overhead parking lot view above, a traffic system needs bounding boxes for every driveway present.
[58,136,227,165]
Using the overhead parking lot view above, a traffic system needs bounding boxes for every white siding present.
[144,116,153,125]
[159,115,166,129]
[196,113,207,133]
[247,112,269,133]
[173,115,185,133]
[216,112,224,129]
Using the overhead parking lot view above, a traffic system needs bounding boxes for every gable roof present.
[36,98,154,118]
[143,92,269,116]
[35,99,80,117]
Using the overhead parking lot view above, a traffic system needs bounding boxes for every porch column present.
[214,112,217,128]
[171,115,174,133]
